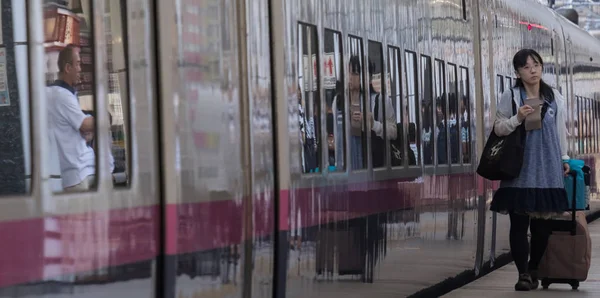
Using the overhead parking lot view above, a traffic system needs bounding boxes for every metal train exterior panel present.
[0,0,599,297]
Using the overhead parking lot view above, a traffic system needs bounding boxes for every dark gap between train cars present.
[407,210,600,298]
[267,0,285,297]
[151,0,171,296]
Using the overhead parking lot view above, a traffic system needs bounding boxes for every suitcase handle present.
[569,170,577,235]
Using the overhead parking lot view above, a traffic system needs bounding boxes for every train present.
[0,0,600,297]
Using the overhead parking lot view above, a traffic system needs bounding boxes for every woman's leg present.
[509,212,535,290]
[529,218,551,274]
[509,212,530,274]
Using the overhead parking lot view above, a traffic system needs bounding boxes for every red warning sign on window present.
[323,53,336,89]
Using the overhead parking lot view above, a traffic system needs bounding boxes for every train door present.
[565,38,577,156]
[0,0,160,297]
[155,0,276,297]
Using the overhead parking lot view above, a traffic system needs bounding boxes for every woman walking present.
[490,49,570,291]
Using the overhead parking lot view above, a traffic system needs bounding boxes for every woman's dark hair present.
[348,55,364,94]
[513,49,554,102]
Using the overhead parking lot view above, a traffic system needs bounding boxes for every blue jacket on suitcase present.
[564,159,586,210]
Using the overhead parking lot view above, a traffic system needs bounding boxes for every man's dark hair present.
[57,44,78,73]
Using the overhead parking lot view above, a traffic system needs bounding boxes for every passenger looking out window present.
[47,46,114,191]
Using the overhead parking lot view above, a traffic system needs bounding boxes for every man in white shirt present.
[47,46,97,191]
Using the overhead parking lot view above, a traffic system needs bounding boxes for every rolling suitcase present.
[537,170,592,290]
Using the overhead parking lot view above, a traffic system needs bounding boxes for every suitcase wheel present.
[541,279,550,290]
[570,280,579,290]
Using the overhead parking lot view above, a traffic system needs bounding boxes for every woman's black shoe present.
[515,273,533,291]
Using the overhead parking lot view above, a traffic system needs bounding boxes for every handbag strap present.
[510,88,517,116]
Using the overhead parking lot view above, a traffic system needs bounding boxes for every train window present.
[0,1,30,195]
[588,99,592,154]
[496,75,504,104]
[576,96,581,154]
[459,67,471,164]
[593,100,597,153]
[298,23,321,173]
[580,98,584,154]
[105,0,130,187]
[348,35,367,170]
[581,97,585,154]
[592,100,595,153]
[434,59,447,165]
[406,52,420,166]
[420,55,433,165]
[44,1,99,193]
[585,98,589,154]
[388,46,407,167]
[583,98,590,154]
[589,99,592,153]
[368,41,389,169]
[323,29,345,172]
[586,98,591,154]
[448,64,459,164]
[592,100,600,153]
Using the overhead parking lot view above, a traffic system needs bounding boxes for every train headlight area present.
[2,0,600,297]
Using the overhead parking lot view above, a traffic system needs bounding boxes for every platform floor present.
[443,218,600,297]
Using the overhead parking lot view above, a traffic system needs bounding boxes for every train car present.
[0,0,600,297]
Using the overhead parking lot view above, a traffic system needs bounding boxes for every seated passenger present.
[489,49,570,291]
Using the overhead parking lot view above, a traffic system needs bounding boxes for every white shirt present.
[47,84,95,188]
[369,92,397,140]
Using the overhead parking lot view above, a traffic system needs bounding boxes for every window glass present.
[388,47,409,166]
[105,0,130,187]
[448,64,459,164]
[583,98,587,154]
[434,59,447,165]
[405,52,420,166]
[592,100,600,153]
[0,1,30,195]
[298,23,321,173]
[575,96,580,155]
[459,67,471,163]
[348,36,367,170]
[586,98,591,154]
[44,0,98,192]
[592,100,598,153]
[323,29,345,172]
[368,41,388,169]
[420,55,433,165]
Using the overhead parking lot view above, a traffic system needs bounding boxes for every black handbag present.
[476,88,526,180]
[370,94,417,167]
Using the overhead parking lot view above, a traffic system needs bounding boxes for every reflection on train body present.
[1,0,600,298]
